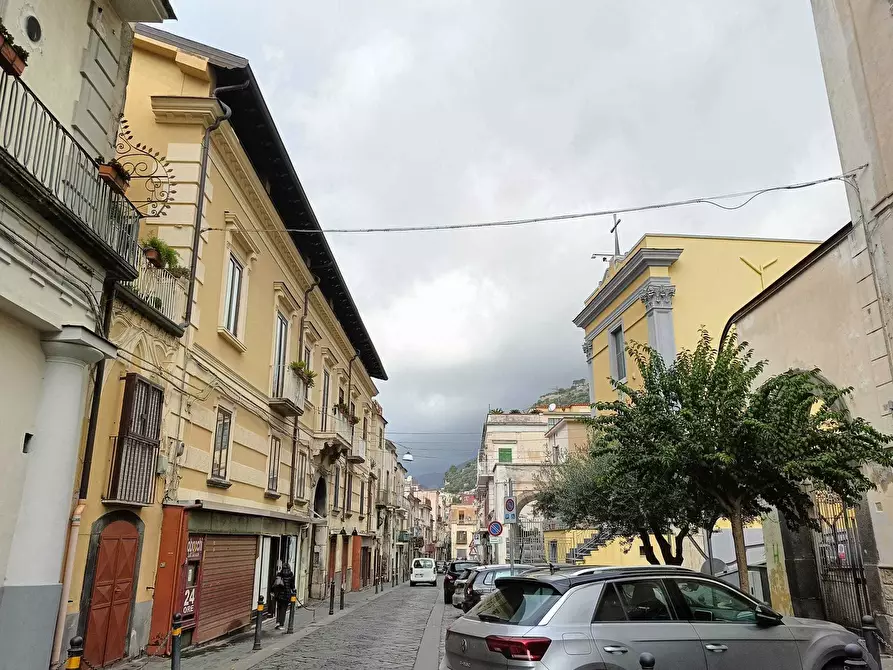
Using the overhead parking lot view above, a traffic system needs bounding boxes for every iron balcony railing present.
[119,254,187,324]
[270,364,307,415]
[0,69,141,269]
[106,435,159,505]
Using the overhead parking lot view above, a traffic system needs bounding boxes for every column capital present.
[582,340,594,360]
[640,283,676,311]
[40,325,117,365]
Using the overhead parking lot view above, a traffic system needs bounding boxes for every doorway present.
[84,520,139,666]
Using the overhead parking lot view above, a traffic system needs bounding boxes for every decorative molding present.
[640,284,676,311]
[574,247,683,328]
[582,340,593,361]
[223,210,260,262]
[585,277,674,343]
[273,281,301,317]
[150,96,223,128]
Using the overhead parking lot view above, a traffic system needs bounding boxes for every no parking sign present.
[504,496,517,524]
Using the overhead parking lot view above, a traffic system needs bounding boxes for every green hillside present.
[443,459,476,493]
[531,378,589,408]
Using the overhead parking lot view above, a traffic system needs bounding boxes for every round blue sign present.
[488,521,503,537]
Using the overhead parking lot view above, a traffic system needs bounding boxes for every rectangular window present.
[346,473,354,511]
[498,447,513,463]
[223,254,243,335]
[549,540,558,563]
[272,312,288,396]
[367,479,374,516]
[459,512,466,523]
[267,436,281,491]
[109,373,164,503]
[456,531,467,545]
[304,346,312,370]
[211,408,232,480]
[594,580,673,622]
[359,481,365,515]
[362,417,368,440]
[611,326,627,380]
[333,465,340,510]
[321,370,330,431]
[296,450,307,498]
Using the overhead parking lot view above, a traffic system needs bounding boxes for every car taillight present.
[445,574,455,582]
[486,636,552,661]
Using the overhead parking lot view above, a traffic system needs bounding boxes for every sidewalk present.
[113,581,406,670]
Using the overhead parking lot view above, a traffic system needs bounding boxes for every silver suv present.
[442,565,874,670]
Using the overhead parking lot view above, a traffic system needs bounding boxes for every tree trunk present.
[729,505,751,593]
[651,527,685,565]
[638,531,660,565]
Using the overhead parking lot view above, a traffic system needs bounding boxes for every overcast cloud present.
[168,1,850,481]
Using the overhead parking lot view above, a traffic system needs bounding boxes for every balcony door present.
[272,312,288,396]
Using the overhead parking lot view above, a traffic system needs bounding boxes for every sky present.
[167,1,850,482]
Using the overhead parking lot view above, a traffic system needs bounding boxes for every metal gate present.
[811,490,870,631]
[510,520,546,565]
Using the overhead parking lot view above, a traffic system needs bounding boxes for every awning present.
[169,499,324,525]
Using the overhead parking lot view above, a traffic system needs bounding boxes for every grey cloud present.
[168,1,850,476]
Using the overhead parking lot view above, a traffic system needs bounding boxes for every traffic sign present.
[488,521,503,537]
[504,496,517,524]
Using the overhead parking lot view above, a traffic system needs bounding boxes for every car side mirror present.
[755,604,783,627]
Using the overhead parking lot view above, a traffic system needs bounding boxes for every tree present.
[595,330,893,591]
[537,444,723,565]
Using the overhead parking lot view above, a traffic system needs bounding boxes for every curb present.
[236,583,407,670]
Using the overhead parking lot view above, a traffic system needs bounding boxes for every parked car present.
[451,569,472,608]
[436,560,447,574]
[410,557,437,587]
[443,560,480,604]
[458,564,535,612]
[442,565,875,670]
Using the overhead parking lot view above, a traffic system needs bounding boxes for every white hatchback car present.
[410,558,437,586]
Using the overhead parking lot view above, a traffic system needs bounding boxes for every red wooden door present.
[85,520,139,666]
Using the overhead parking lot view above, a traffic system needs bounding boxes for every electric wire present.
[201,167,865,236]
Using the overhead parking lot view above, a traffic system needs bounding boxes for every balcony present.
[0,70,142,277]
[477,456,491,479]
[105,436,159,505]
[269,364,307,416]
[117,254,187,334]
[332,410,353,446]
[347,436,367,464]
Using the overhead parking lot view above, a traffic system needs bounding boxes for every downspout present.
[52,278,116,663]
[182,80,251,330]
[346,349,360,438]
[289,275,320,510]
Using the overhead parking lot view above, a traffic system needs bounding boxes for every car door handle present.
[603,646,629,654]
[704,644,728,652]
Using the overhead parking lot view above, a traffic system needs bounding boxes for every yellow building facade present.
[61,26,390,662]
[560,233,819,571]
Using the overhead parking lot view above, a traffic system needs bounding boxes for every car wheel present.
[410,582,416,587]
[443,593,451,604]
[823,661,846,670]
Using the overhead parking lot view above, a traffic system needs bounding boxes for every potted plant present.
[0,23,29,77]
[289,360,317,388]
[142,236,179,269]
[348,414,360,426]
[97,157,131,194]
[167,266,190,279]
[151,296,163,311]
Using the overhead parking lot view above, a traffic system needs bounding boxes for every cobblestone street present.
[253,581,443,670]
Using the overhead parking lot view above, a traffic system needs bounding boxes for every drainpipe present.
[346,349,360,436]
[289,276,320,510]
[51,278,116,663]
[182,80,251,330]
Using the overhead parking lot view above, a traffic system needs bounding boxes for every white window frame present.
[219,211,259,350]
[267,435,281,492]
[272,311,289,396]
[210,403,235,482]
[223,253,244,336]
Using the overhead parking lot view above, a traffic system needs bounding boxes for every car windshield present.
[413,558,434,569]
[467,581,561,625]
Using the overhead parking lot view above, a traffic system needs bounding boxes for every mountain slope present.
[532,378,590,408]
[443,459,476,493]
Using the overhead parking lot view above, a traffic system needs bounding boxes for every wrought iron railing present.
[106,435,159,505]
[0,69,141,269]
[119,254,187,324]
[271,364,307,409]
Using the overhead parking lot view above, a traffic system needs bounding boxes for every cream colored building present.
[450,497,478,561]
[55,25,390,659]
[0,3,175,668]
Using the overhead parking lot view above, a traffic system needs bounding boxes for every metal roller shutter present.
[194,535,257,643]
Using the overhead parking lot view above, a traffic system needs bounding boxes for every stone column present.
[582,340,595,414]
[641,282,677,363]
[0,326,115,670]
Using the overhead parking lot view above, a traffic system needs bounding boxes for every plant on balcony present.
[289,360,317,388]
[488,408,504,415]
[142,236,179,269]
[97,157,132,195]
[151,296,163,310]
[334,401,351,416]
[0,22,29,77]
[167,266,190,279]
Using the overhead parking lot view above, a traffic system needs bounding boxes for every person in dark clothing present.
[272,563,296,629]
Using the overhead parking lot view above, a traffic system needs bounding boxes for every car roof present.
[472,564,534,572]
[494,565,704,593]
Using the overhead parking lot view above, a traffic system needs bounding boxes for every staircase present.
[565,525,615,563]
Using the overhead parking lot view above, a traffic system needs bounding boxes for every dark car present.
[443,560,480,604]
[435,560,447,574]
[458,563,534,612]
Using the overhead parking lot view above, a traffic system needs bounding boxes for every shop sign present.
[181,535,204,625]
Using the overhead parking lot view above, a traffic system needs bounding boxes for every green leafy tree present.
[595,330,893,591]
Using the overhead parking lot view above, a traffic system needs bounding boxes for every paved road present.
[254,580,443,670]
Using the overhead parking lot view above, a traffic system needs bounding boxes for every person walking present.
[272,562,295,630]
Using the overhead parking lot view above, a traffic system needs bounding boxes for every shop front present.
[147,502,317,653]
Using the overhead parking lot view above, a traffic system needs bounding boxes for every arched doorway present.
[83,517,140,666]
[313,476,327,516]
[309,477,327,599]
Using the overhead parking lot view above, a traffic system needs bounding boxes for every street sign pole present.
[508,479,514,573]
